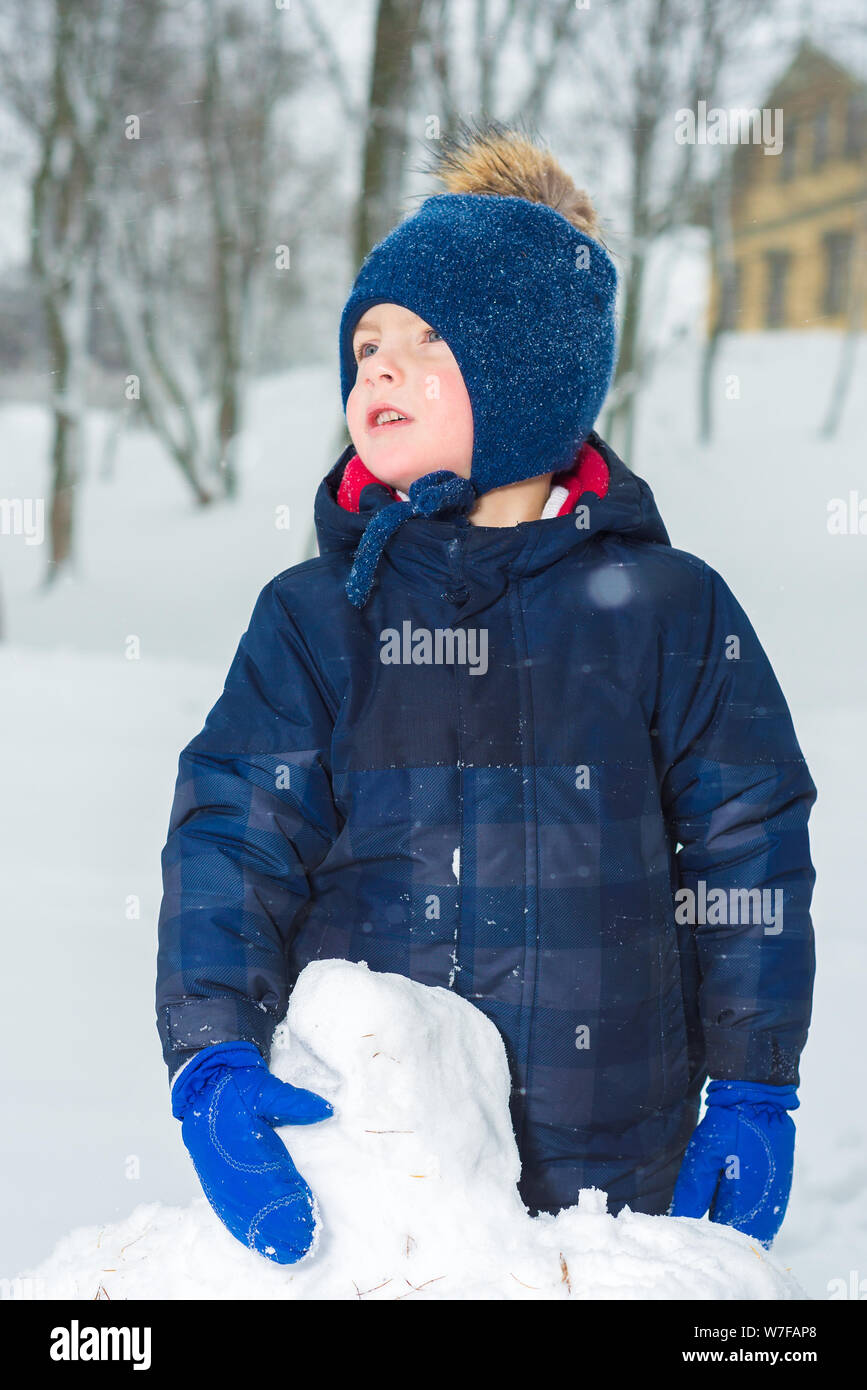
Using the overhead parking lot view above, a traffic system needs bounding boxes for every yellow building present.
[709,41,867,332]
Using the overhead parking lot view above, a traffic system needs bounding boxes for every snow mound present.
[18,961,804,1300]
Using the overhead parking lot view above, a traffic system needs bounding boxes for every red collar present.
[336,442,609,515]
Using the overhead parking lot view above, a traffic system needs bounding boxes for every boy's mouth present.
[367,404,414,432]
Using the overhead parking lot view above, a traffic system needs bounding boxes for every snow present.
[1,330,865,1299]
[15,960,803,1300]
[0,366,333,667]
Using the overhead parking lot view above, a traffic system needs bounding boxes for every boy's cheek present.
[344,374,472,476]
[434,380,474,463]
[345,388,365,448]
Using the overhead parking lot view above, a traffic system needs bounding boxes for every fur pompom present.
[421,116,600,241]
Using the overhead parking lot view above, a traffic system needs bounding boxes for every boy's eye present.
[354,328,442,362]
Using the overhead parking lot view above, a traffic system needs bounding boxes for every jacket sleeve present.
[654,559,817,1087]
[155,577,343,1081]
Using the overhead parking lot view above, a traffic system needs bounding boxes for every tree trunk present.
[605,3,662,463]
[821,204,867,438]
[41,283,93,582]
[698,150,736,443]
[202,5,243,498]
[104,245,214,507]
[606,246,646,462]
[30,1,94,586]
[355,0,426,266]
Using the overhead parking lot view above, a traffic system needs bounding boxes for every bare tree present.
[820,199,867,438]
[699,148,736,443]
[416,0,584,133]
[591,0,755,459]
[420,0,460,128]
[818,9,867,438]
[602,0,691,460]
[0,0,145,583]
[103,197,214,506]
[511,0,588,128]
[693,1,744,444]
[99,1,314,505]
[355,0,428,264]
[199,0,305,497]
[95,1,217,506]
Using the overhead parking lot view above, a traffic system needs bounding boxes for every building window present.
[823,231,853,316]
[780,122,798,181]
[765,250,790,328]
[812,105,829,168]
[844,92,866,159]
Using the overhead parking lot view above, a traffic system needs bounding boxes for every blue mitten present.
[668,1080,799,1247]
[171,1040,334,1264]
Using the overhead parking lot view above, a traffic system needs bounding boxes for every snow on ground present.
[0,366,340,667]
[1,331,865,1298]
[15,960,802,1301]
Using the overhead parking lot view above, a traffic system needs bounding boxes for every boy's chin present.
[362,457,469,493]
[383,470,461,494]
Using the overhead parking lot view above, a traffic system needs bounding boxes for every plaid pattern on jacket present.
[156,434,817,1217]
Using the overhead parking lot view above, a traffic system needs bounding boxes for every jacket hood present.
[313,432,671,611]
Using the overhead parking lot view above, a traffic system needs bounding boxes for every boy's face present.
[345,302,474,493]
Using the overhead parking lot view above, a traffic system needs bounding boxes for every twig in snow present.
[120,1228,150,1255]
[510,1272,542,1290]
[559,1252,572,1293]
[396,1274,446,1298]
[352,1277,394,1299]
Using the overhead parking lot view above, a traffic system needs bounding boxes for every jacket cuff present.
[158,997,278,1078]
[701,1024,803,1087]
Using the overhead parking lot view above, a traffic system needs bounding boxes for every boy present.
[157,121,817,1266]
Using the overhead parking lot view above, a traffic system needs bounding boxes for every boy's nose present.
[364,351,404,385]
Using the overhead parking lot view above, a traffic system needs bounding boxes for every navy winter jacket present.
[156,434,817,1218]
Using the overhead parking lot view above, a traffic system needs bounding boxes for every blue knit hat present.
[338,125,618,608]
